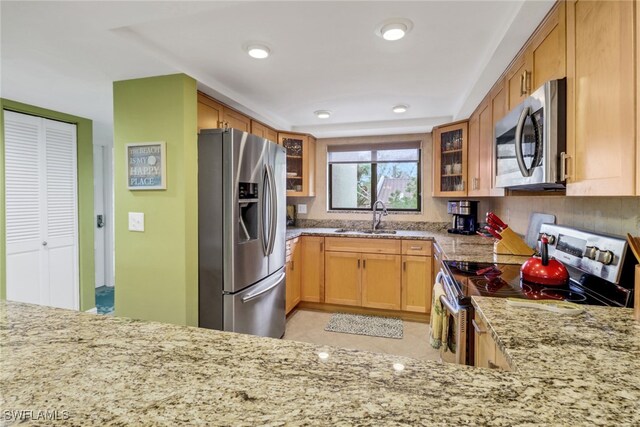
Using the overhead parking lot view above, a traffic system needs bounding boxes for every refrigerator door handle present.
[267,164,278,255]
[261,164,270,256]
[241,272,285,303]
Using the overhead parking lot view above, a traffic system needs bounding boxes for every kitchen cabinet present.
[432,121,468,197]
[197,93,224,132]
[565,0,636,196]
[250,120,278,143]
[467,99,492,197]
[280,132,316,197]
[197,92,250,133]
[473,312,510,371]
[285,238,301,314]
[361,254,402,310]
[324,251,361,306]
[300,236,324,303]
[401,255,432,313]
[222,108,251,133]
[505,2,566,111]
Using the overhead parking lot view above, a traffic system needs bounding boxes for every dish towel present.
[429,281,449,350]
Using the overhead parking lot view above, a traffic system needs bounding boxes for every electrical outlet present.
[297,204,307,214]
[128,212,144,232]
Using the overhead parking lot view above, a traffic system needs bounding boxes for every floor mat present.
[325,313,403,339]
[95,286,114,315]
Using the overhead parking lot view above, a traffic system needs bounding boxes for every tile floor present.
[283,309,441,361]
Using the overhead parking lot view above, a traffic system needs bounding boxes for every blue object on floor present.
[95,286,114,315]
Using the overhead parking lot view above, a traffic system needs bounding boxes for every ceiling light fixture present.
[314,110,331,119]
[246,44,270,59]
[392,105,408,114]
[376,18,413,41]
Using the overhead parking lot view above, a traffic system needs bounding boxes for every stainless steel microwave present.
[494,79,566,190]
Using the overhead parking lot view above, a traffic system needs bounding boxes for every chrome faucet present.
[372,200,388,230]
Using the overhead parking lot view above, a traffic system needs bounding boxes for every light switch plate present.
[297,204,307,214]
[128,212,144,232]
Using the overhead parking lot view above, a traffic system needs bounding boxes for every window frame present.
[327,149,422,212]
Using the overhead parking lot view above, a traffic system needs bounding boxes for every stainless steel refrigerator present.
[198,128,286,338]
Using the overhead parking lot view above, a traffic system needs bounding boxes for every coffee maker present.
[447,200,478,235]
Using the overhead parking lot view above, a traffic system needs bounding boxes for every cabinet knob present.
[42,241,48,246]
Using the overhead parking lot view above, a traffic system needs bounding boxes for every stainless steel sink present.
[334,228,397,235]
[360,229,397,235]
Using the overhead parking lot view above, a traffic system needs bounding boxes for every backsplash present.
[490,196,640,237]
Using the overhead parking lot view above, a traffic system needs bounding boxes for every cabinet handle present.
[291,260,294,271]
[320,242,324,252]
[519,72,525,96]
[363,259,366,269]
[357,259,360,269]
[410,246,422,250]
[403,261,406,271]
[471,319,486,335]
[560,151,571,181]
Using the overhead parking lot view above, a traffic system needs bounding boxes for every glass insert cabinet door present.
[283,136,304,192]
[433,122,468,197]
[279,132,315,197]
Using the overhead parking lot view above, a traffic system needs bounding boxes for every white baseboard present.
[85,307,98,314]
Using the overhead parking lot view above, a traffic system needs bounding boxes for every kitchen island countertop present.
[2,299,639,425]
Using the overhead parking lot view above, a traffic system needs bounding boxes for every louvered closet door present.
[4,111,79,309]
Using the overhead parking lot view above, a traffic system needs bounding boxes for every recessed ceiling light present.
[376,19,413,41]
[246,44,270,59]
[392,105,408,114]
[314,110,331,119]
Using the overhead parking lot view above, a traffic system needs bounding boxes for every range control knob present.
[542,234,556,245]
[584,246,598,260]
[595,249,614,265]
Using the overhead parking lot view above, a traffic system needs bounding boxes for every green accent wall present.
[0,99,95,310]
[113,74,198,326]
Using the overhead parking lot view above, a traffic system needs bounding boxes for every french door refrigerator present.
[198,128,286,338]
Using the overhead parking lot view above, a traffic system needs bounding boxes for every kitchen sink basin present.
[333,228,397,235]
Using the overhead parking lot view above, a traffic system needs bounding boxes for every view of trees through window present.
[329,146,420,211]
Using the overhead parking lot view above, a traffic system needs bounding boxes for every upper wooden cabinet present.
[506,2,567,111]
[223,109,251,133]
[468,100,493,197]
[565,0,636,196]
[197,93,224,132]
[279,132,316,197]
[432,121,468,197]
[250,120,278,143]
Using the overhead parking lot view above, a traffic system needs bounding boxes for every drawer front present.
[401,240,432,256]
[324,237,401,254]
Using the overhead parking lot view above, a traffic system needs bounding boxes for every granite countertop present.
[286,227,531,264]
[2,300,639,425]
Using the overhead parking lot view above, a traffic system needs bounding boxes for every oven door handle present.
[514,106,531,177]
[440,295,460,316]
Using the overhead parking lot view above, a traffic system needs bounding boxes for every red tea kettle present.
[520,237,569,286]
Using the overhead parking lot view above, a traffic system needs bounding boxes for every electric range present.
[436,224,637,366]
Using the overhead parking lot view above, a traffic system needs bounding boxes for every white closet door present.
[4,111,79,310]
[44,118,79,309]
[4,111,44,305]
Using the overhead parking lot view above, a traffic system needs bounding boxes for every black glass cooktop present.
[442,260,628,307]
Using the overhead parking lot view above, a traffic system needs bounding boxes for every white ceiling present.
[1,1,554,143]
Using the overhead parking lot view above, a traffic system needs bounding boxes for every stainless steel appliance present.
[198,128,286,338]
[436,224,636,365]
[495,79,566,190]
[447,200,478,235]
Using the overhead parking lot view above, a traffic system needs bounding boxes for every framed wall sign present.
[126,142,166,190]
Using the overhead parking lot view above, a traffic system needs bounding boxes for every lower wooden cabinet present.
[401,255,432,313]
[325,251,361,306]
[300,237,324,302]
[361,254,401,310]
[473,312,510,371]
[285,239,301,314]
